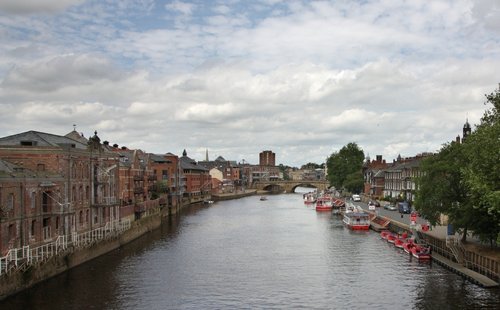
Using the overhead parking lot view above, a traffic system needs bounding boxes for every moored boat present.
[380,230,390,240]
[386,232,397,244]
[315,196,333,211]
[303,192,317,204]
[410,244,432,260]
[402,239,432,260]
[260,196,268,201]
[343,212,370,230]
[393,233,409,249]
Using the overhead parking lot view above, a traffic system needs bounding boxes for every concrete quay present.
[212,189,257,201]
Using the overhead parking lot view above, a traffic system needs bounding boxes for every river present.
[2,190,499,309]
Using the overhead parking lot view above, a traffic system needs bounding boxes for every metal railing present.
[446,235,465,264]
[0,218,131,277]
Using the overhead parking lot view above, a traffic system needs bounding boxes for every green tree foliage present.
[150,180,168,199]
[415,87,500,245]
[461,88,500,245]
[415,142,470,230]
[326,142,364,192]
[301,162,324,170]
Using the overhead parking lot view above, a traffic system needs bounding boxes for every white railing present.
[446,235,465,264]
[0,218,131,277]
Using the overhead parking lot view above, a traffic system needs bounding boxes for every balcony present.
[91,197,118,207]
[134,187,144,194]
[133,175,144,181]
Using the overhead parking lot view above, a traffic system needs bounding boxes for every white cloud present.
[165,0,195,16]
[0,0,498,167]
[0,0,84,14]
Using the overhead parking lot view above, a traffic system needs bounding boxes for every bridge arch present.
[262,184,284,193]
[290,183,321,193]
[252,180,329,193]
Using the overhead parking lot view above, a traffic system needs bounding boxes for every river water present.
[2,191,499,309]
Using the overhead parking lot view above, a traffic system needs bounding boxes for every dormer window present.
[20,140,37,146]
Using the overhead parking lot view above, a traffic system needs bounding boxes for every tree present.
[415,142,469,229]
[461,88,500,245]
[415,86,500,245]
[301,162,321,170]
[150,180,168,200]
[326,142,364,192]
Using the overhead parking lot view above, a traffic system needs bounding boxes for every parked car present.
[352,194,361,202]
[398,201,411,214]
[384,204,397,211]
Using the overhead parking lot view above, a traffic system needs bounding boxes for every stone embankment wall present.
[0,214,161,300]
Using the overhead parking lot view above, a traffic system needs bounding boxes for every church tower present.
[462,118,471,142]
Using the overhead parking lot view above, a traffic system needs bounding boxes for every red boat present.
[403,239,432,260]
[402,239,415,254]
[393,233,409,249]
[386,233,397,244]
[315,196,333,211]
[380,230,390,240]
[410,244,432,260]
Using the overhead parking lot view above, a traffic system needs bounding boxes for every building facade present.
[259,150,275,166]
[0,130,120,255]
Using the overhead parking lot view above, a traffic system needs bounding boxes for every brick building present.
[363,155,388,199]
[259,150,275,166]
[0,130,120,255]
[179,150,211,203]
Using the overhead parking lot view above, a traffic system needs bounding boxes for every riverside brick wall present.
[0,215,161,300]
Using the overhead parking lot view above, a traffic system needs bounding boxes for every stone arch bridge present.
[251,180,330,193]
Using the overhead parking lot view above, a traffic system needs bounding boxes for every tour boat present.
[315,196,333,211]
[343,212,370,230]
[303,192,317,204]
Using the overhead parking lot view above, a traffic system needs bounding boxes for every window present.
[20,141,37,146]
[8,224,15,240]
[31,220,36,238]
[7,193,14,210]
[37,163,45,171]
[31,191,36,209]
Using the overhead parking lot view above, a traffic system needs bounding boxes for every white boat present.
[303,192,317,204]
[343,212,370,230]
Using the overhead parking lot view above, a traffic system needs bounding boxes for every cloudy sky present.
[0,0,499,167]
